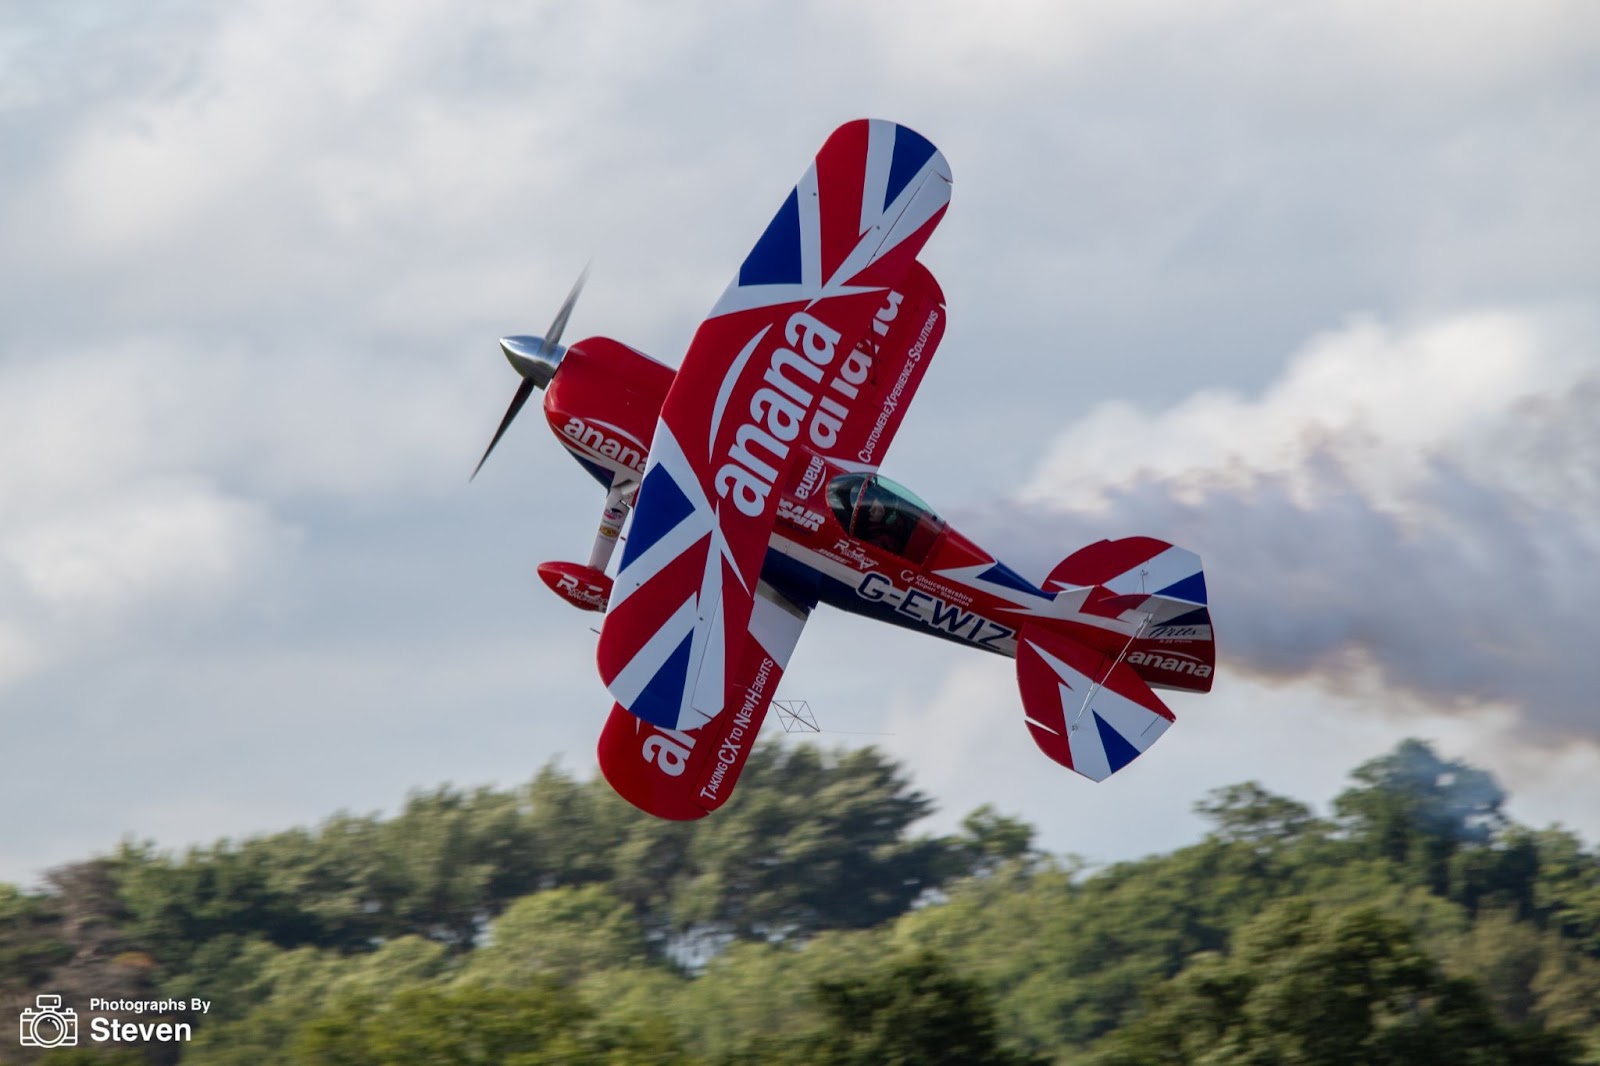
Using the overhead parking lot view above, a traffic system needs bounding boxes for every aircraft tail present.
[1016,623,1175,782]
[1045,537,1215,694]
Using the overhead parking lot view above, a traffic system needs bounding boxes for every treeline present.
[2,740,1599,1064]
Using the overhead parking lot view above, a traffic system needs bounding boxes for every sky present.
[3,0,1599,886]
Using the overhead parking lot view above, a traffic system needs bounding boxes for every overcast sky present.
[3,0,1599,886]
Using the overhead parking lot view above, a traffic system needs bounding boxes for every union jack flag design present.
[1041,537,1215,694]
[598,120,952,731]
[1015,624,1177,782]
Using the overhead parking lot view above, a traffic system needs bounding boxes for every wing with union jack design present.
[597,580,808,819]
[597,119,952,731]
[816,259,947,472]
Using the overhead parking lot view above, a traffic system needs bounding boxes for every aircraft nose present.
[500,335,565,389]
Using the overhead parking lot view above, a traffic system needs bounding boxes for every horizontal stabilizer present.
[1016,623,1174,782]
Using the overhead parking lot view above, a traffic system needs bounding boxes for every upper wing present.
[815,259,947,472]
[597,580,809,819]
[598,119,951,731]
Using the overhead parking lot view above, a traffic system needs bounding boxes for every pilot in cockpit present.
[826,472,944,562]
[856,494,906,552]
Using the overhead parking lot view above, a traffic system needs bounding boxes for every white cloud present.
[0,331,499,699]
[977,308,1600,737]
[838,0,1600,98]
[868,653,1600,862]
[2,0,1598,883]
[1023,309,1591,511]
[6,480,287,619]
[0,622,42,691]
[0,337,492,506]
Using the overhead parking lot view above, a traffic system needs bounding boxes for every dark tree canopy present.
[1,739,1597,1066]
[1095,900,1584,1066]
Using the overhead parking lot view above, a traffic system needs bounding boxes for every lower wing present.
[597,580,809,819]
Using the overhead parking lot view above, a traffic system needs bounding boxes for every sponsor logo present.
[716,289,906,518]
[794,454,826,500]
[1127,650,1213,678]
[562,417,647,472]
[859,305,939,464]
[637,656,773,807]
[555,573,608,610]
[642,725,696,776]
[829,538,878,571]
[1147,624,1207,639]
[899,568,972,607]
[855,572,1012,649]
[699,655,772,803]
[777,499,826,532]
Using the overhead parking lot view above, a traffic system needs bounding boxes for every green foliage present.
[0,884,70,992]
[665,932,888,1062]
[892,831,1326,1052]
[1194,780,1326,850]
[792,950,1041,1066]
[35,1050,148,1065]
[668,745,950,943]
[182,937,453,1065]
[1531,826,1600,953]
[1334,738,1507,895]
[951,805,1040,877]
[1093,900,1584,1066]
[2,739,1598,1064]
[292,980,690,1065]
[463,885,649,986]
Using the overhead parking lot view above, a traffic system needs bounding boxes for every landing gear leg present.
[588,482,633,574]
[537,482,633,613]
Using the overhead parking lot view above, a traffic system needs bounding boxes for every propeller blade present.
[471,264,589,480]
[471,378,537,481]
[543,263,589,351]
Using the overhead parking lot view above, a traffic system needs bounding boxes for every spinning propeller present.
[471,266,589,479]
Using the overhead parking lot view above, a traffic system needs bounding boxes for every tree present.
[292,980,690,1065]
[1095,899,1583,1066]
[182,937,452,1066]
[0,885,70,994]
[667,745,953,944]
[783,951,1040,1066]
[951,805,1038,876]
[1529,827,1600,953]
[10,860,170,1065]
[1333,739,1507,895]
[462,886,648,986]
[1194,781,1323,850]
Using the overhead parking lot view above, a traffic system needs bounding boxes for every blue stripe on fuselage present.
[760,548,1014,657]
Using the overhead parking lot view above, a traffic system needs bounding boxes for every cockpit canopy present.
[825,473,946,563]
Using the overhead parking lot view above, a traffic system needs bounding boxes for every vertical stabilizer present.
[1045,537,1215,693]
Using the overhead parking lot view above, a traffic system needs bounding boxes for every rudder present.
[1045,537,1215,694]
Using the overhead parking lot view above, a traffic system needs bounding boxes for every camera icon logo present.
[19,994,77,1048]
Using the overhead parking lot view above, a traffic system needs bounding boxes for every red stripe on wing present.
[817,121,869,281]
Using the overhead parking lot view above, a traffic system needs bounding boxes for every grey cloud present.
[962,373,1600,736]
[3,0,1598,881]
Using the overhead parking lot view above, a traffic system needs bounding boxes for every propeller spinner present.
[471,266,589,480]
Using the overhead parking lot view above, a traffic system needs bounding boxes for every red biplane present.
[473,120,1215,820]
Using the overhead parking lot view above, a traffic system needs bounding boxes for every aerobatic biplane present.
[472,120,1215,819]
